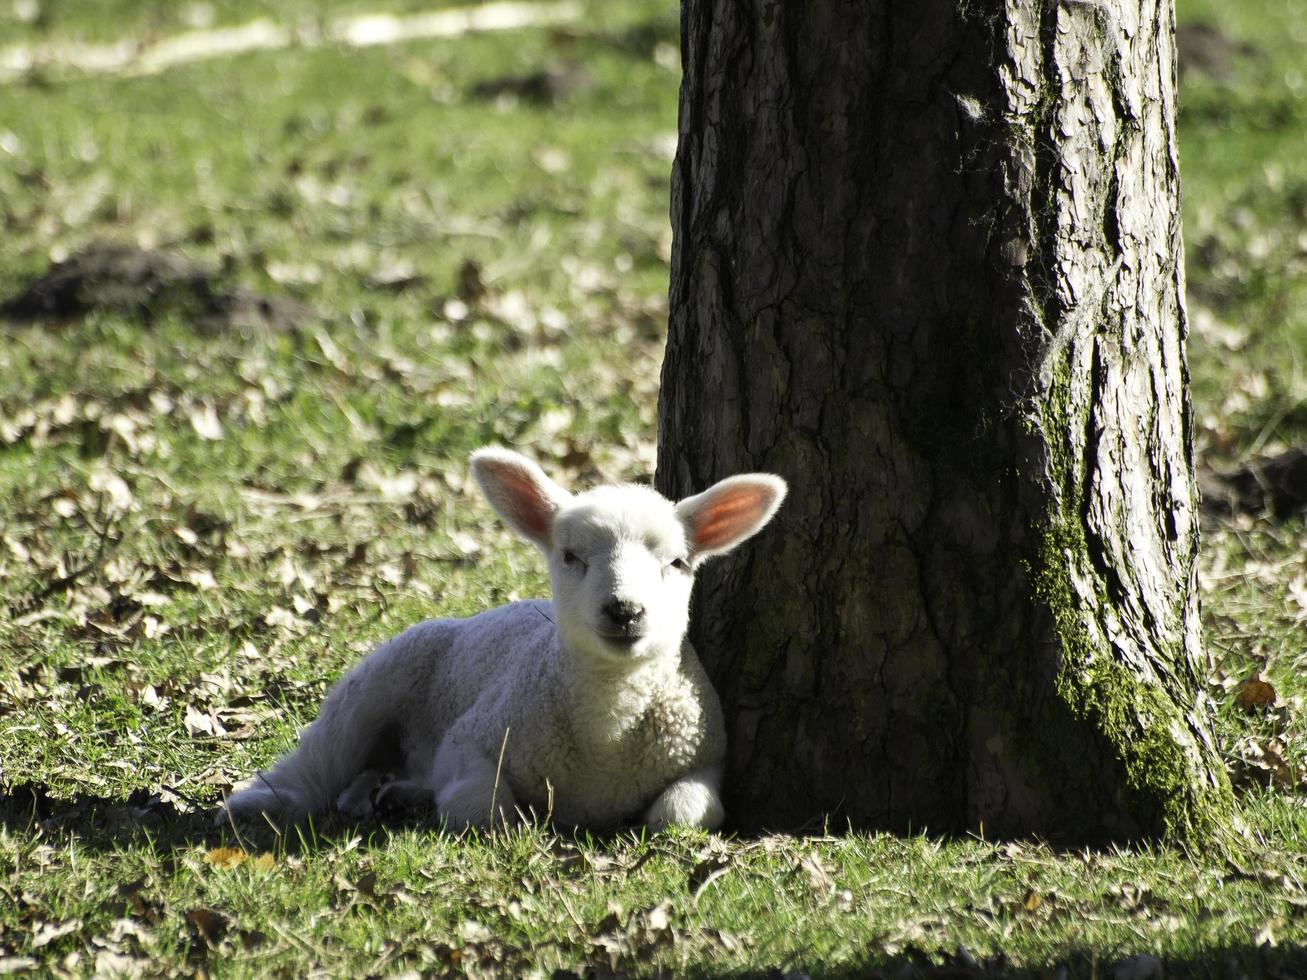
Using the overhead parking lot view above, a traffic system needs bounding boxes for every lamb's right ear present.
[676,473,787,561]
[470,447,572,550]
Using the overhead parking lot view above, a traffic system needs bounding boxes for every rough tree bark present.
[656,0,1233,843]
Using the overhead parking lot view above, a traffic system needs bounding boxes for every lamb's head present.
[470,447,786,666]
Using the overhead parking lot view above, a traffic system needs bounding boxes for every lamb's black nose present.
[602,598,645,628]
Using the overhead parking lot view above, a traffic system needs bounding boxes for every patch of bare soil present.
[469,62,592,106]
[0,242,313,332]
[1177,23,1257,81]
[1200,447,1307,521]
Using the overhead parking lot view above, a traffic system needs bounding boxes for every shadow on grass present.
[0,778,616,857]
[4,782,1306,979]
[666,944,1307,979]
[0,779,437,855]
[2,780,218,847]
[0,778,1275,859]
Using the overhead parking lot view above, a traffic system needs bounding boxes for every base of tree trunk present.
[657,0,1233,844]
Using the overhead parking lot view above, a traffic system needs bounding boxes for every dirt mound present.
[470,63,592,105]
[0,242,313,332]
[1200,447,1307,520]
[1177,23,1257,81]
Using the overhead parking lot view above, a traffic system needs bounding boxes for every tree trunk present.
[656,0,1233,843]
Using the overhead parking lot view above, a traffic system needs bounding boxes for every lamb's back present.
[366,599,558,751]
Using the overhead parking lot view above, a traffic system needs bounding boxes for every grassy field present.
[1,0,1305,976]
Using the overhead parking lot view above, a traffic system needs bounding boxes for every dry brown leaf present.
[89,466,134,513]
[92,950,141,976]
[355,462,419,501]
[188,404,224,441]
[184,704,227,738]
[457,920,493,943]
[31,919,81,948]
[688,856,731,901]
[795,853,835,894]
[1253,919,1279,948]
[185,907,229,945]
[1234,671,1278,712]
[203,847,248,870]
[699,927,745,952]
[590,900,678,967]
[263,606,308,634]
[644,901,672,933]
[354,871,378,897]
[184,568,218,591]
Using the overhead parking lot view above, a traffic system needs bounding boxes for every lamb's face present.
[469,447,787,670]
[548,487,695,664]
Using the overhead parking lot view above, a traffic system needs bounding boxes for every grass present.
[0,0,537,44]
[1,0,1306,975]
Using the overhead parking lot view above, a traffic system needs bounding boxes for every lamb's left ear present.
[470,447,572,551]
[676,473,787,561]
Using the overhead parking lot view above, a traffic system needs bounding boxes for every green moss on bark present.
[1035,517,1231,844]
[1032,355,1233,847]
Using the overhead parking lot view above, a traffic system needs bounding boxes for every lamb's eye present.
[669,557,690,573]
[562,549,580,566]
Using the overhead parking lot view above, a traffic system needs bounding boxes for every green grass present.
[1179,0,1307,460]
[3,815,1306,977]
[1,0,1306,975]
[0,0,545,44]
[1176,0,1307,812]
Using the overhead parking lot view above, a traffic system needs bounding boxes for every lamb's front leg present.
[644,767,725,831]
[431,730,519,830]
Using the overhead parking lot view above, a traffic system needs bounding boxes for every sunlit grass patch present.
[0,0,1305,975]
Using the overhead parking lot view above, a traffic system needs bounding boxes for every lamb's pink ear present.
[676,474,787,561]
[470,447,571,550]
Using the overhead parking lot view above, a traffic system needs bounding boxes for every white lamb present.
[221,447,786,832]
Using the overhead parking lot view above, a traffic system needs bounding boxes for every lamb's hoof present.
[335,770,385,820]
[375,779,435,817]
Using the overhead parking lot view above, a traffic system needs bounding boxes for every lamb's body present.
[235,602,724,828]
[223,448,783,832]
